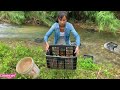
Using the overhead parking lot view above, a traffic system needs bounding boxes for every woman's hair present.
[56,11,68,23]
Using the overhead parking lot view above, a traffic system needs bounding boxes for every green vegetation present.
[0,11,57,27]
[95,11,120,34]
[76,11,120,33]
[0,11,120,33]
[0,11,25,24]
[0,41,119,79]
[25,11,57,27]
[79,57,99,71]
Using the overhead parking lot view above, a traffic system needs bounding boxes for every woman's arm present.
[70,23,80,56]
[70,23,80,47]
[44,23,56,51]
[44,23,56,42]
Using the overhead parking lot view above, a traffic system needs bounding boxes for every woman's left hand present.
[74,46,80,56]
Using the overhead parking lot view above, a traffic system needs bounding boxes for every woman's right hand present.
[45,42,49,52]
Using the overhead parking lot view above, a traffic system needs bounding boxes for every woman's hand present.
[74,46,80,56]
[45,42,49,52]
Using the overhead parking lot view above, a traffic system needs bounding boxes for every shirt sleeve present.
[44,23,56,42]
[70,23,80,46]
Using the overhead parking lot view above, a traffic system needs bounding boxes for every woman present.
[44,11,80,56]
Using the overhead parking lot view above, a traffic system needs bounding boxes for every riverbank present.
[0,22,120,79]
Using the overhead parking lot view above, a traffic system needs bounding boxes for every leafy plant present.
[0,11,25,24]
[8,11,25,24]
[83,11,98,22]
[95,11,120,34]
[25,11,57,27]
[79,57,99,71]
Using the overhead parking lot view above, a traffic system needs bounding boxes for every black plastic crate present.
[46,45,77,70]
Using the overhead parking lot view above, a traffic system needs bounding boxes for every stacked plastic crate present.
[46,45,77,70]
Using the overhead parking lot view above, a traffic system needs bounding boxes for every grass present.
[95,11,120,34]
[0,41,119,79]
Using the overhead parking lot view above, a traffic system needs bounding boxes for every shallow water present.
[0,23,48,39]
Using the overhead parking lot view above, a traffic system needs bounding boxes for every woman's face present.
[58,16,67,27]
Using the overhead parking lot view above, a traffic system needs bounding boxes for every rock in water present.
[104,42,120,54]
[114,45,120,54]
